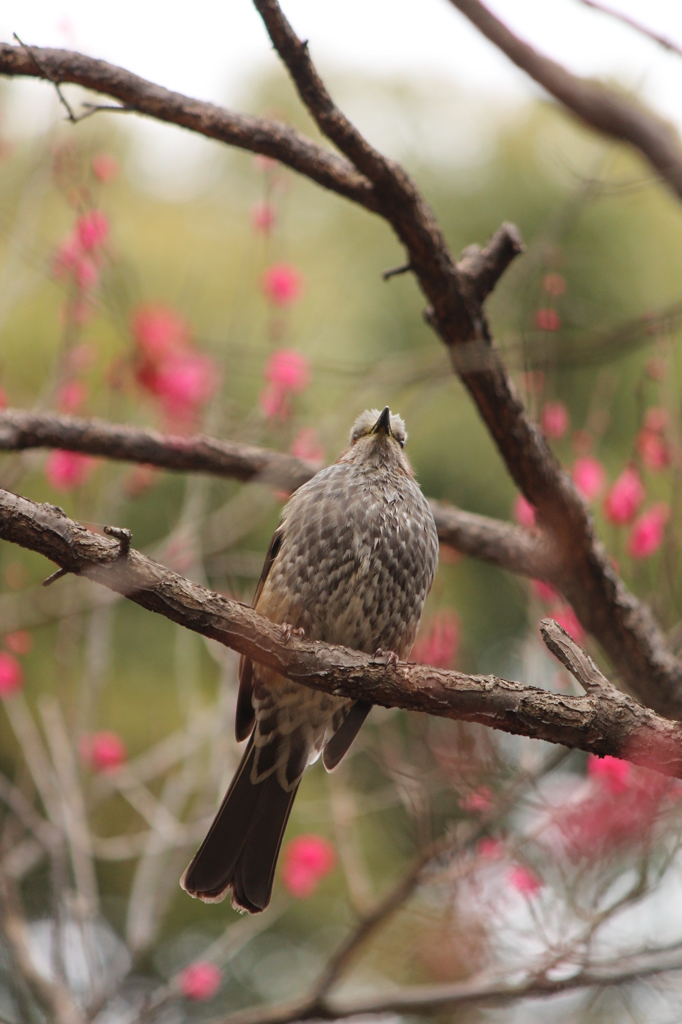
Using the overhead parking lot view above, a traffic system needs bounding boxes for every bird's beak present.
[371,406,392,437]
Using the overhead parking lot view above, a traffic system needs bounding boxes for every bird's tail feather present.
[180,736,299,912]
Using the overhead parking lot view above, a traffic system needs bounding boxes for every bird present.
[180,406,439,913]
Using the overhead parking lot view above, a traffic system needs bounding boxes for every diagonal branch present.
[448,0,682,202]
[2,486,682,778]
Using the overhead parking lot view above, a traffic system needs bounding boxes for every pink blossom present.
[291,427,324,463]
[260,384,290,420]
[3,631,32,655]
[265,350,310,392]
[80,731,127,772]
[531,579,558,604]
[477,837,504,859]
[572,456,606,502]
[0,653,23,697]
[76,210,109,251]
[131,305,190,361]
[92,153,118,183]
[462,787,493,813]
[411,610,460,669]
[534,308,561,331]
[542,272,566,297]
[513,494,536,529]
[637,430,669,471]
[179,962,222,1001]
[0,385,6,410]
[644,407,669,433]
[45,450,94,491]
[261,263,304,306]
[549,606,585,644]
[541,401,569,440]
[628,503,669,559]
[251,201,276,234]
[588,754,631,795]
[604,467,645,525]
[507,865,543,896]
[154,353,218,421]
[58,380,87,414]
[281,835,336,897]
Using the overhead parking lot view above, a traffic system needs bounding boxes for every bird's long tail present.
[180,736,299,913]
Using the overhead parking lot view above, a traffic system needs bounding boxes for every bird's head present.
[343,406,411,472]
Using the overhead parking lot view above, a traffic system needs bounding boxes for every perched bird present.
[181,407,439,912]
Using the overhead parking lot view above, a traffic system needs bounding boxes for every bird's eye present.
[398,439,405,448]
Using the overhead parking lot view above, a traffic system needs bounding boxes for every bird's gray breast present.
[273,462,438,655]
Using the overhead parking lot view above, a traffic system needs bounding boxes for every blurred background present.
[2,2,682,1021]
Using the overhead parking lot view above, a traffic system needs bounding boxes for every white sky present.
[2,1,682,194]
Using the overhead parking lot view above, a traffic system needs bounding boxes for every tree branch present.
[2,487,682,777]
[448,0,682,202]
[577,0,682,61]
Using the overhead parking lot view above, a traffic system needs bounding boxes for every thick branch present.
[0,408,551,579]
[0,42,378,211]
[448,0,682,202]
[2,488,682,777]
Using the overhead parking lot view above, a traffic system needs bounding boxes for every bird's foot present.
[374,647,399,668]
[281,623,305,643]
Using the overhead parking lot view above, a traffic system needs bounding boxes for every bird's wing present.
[236,526,284,742]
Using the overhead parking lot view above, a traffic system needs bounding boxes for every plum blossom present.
[572,456,606,502]
[153,353,216,420]
[534,308,561,331]
[541,401,569,439]
[604,467,645,525]
[531,579,558,604]
[0,653,23,697]
[3,632,32,655]
[637,430,669,471]
[261,350,311,421]
[587,755,631,795]
[0,385,6,410]
[58,379,87,414]
[45,450,94,491]
[179,962,222,1001]
[281,835,336,897]
[132,305,189,361]
[513,494,536,529]
[251,201,276,234]
[628,503,669,559]
[76,210,109,251]
[507,865,543,896]
[411,610,460,669]
[644,407,669,433]
[92,153,118,182]
[80,731,127,772]
[477,837,504,859]
[261,263,304,306]
[462,787,493,813]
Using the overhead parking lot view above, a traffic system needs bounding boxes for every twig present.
[577,0,682,60]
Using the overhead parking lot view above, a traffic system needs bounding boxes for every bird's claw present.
[282,623,305,643]
[375,647,399,668]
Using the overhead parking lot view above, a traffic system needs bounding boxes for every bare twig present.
[577,0,682,60]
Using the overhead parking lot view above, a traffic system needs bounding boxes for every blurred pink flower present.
[251,201,276,234]
[92,153,119,182]
[131,305,190,361]
[281,835,336,897]
[637,430,670,471]
[3,631,32,656]
[261,263,304,306]
[572,456,606,502]
[154,353,218,421]
[542,272,566,296]
[604,467,644,525]
[628,503,669,559]
[265,349,310,392]
[507,865,543,896]
[644,407,669,433]
[179,962,222,1001]
[513,494,536,529]
[534,308,561,331]
[0,385,6,410]
[411,610,460,669]
[291,427,324,463]
[541,401,569,439]
[477,837,504,859]
[587,754,631,795]
[0,653,23,697]
[76,210,109,251]
[260,384,289,420]
[58,379,87,414]
[462,787,493,813]
[531,579,558,604]
[80,731,127,773]
[549,606,585,644]
[45,450,93,491]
